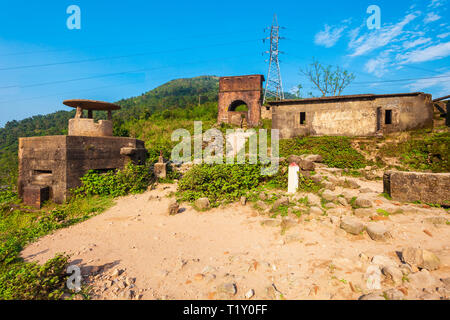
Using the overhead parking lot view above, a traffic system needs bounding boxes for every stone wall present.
[68,118,113,137]
[383,171,450,206]
[269,93,433,139]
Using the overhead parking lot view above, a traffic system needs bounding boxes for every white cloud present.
[397,41,450,63]
[437,32,450,39]
[348,13,417,57]
[314,24,346,48]
[406,71,450,96]
[424,12,441,23]
[402,37,432,49]
[428,0,445,8]
[364,51,391,77]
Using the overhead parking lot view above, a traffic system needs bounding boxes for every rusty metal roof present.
[63,99,121,111]
[267,92,427,105]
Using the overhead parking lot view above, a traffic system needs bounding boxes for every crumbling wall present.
[383,171,450,206]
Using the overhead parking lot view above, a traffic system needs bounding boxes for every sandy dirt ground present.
[21,177,450,300]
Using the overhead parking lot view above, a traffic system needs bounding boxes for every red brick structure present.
[217,75,265,127]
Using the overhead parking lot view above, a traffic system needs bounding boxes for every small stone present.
[327,208,349,216]
[366,223,392,241]
[218,283,237,295]
[325,202,337,209]
[322,181,336,191]
[384,288,404,300]
[340,216,364,235]
[358,292,385,300]
[382,266,403,284]
[112,268,124,277]
[261,219,280,227]
[322,190,337,202]
[311,175,323,184]
[259,192,268,201]
[307,193,321,206]
[355,197,372,208]
[354,208,374,217]
[371,255,397,268]
[245,289,255,299]
[401,247,424,269]
[195,198,210,210]
[240,196,247,206]
[309,206,323,216]
[441,277,450,288]
[329,216,340,225]
[421,250,440,271]
[194,273,204,281]
[273,196,289,211]
[359,188,374,193]
[409,270,438,289]
[168,200,179,215]
[337,197,348,206]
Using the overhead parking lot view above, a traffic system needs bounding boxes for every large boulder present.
[366,223,392,241]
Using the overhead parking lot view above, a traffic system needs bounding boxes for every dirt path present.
[21,182,450,300]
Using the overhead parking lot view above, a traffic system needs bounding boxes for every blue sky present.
[0,0,449,127]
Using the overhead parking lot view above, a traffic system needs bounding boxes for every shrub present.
[280,136,369,169]
[0,254,69,300]
[73,163,152,197]
[177,163,265,206]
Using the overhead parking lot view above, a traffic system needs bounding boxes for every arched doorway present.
[228,100,248,112]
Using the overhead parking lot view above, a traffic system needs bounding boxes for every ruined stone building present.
[18,99,147,207]
[268,93,434,139]
[217,74,265,127]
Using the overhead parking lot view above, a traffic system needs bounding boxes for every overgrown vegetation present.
[73,163,153,197]
[280,136,369,169]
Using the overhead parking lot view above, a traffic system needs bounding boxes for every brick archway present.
[217,75,265,127]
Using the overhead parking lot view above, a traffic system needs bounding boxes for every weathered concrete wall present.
[261,105,272,120]
[68,118,113,137]
[18,136,147,204]
[270,93,433,139]
[383,171,450,206]
[217,75,264,127]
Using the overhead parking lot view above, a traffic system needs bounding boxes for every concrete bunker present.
[18,99,148,207]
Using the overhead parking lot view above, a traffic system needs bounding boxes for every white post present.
[288,162,299,194]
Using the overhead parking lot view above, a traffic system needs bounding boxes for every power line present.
[0,53,257,90]
[0,29,262,57]
[0,39,262,71]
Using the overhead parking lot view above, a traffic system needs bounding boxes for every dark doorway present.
[376,107,382,131]
[385,110,392,125]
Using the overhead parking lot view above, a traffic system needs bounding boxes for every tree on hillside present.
[300,59,355,97]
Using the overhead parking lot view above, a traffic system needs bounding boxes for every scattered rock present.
[371,255,398,268]
[327,208,349,217]
[245,289,255,299]
[422,250,441,271]
[307,193,321,206]
[261,219,280,227]
[409,270,438,289]
[382,266,403,284]
[358,292,385,300]
[337,197,348,206]
[168,201,179,215]
[112,268,124,277]
[324,202,337,209]
[355,197,372,208]
[322,190,337,202]
[366,223,392,241]
[259,192,268,201]
[240,196,247,206]
[195,198,210,210]
[322,181,336,191]
[359,188,374,193]
[329,216,340,225]
[311,175,323,184]
[384,288,404,300]
[273,196,289,211]
[401,247,424,269]
[309,206,323,216]
[354,208,374,217]
[340,216,364,235]
[218,283,237,296]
